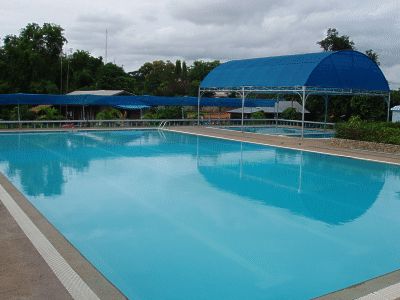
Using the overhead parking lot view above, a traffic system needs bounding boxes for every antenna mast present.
[105,29,108,64]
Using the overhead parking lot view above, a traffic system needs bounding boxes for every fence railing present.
[0,118,335,130]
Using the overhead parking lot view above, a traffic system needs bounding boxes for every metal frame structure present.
[197,85,390,138]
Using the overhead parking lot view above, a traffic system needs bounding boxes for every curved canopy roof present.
[200,50,389,92]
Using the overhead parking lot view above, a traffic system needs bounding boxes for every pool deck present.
[0,126,400,300]
[0,172,127,300]
[167,126,400,165]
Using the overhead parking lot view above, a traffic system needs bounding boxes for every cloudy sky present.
[1,0,399,88]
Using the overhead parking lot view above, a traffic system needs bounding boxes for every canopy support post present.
[275,95,280,127]
[17,103,21,128]
[387,93,391,122]
[324,95,329,131]
[197,88,201,126]
[241,87,245,129]
[301,87,306,139]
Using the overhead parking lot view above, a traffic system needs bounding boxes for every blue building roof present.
[200,50,389,92]
[0,94,276,108]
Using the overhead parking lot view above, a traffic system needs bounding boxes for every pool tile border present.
[0,173,127,300]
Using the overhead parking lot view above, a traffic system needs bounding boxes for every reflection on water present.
[198,146,388,225]
[1,130,400,300]
[0,130,398,225]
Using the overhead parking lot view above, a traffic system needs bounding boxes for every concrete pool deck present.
[0,126,399,299]
[0,173,127,300]
[166,126,400,165]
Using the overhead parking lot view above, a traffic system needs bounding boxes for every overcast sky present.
[1,0,399,88]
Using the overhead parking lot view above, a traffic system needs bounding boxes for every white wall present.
[392,111,400,123]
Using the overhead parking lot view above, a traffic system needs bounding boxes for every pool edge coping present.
[0,172,127,300]
[165,127,400,166]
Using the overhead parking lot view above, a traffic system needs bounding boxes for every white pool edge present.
[165,128,400,166]
[0,183,100,300]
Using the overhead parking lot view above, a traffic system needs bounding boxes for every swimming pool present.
[0,130,399,299]
[221,126,334,138]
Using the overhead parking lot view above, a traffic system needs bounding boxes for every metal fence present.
[0,118,335,130]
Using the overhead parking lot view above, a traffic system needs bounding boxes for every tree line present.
[0,23,398,121]
[0,23,219,96]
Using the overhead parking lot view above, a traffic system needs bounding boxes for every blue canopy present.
[201,50,389,92]
[0,94,276,108]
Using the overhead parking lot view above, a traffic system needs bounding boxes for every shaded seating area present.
[199,50,390,137]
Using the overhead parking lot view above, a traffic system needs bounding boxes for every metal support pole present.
[301,86,306,139]
[275,95,280,127]
[82,106,85,121]
[197,88,201,126]
[241,87,245,128]
[324,95,329,130]
[387,93,391,122]
[17,103,21,128]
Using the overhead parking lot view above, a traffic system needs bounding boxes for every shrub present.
[251,111,265,119]
[95,108,122,120]
[335,117,400,145]
[281,107,299,120]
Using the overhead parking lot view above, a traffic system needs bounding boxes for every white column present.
[301,87,306,139]
[241,87,245,128]
[324,95,329,130]
[197,88,201,126]
[387,93,391,122]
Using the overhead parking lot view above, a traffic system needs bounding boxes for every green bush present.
[95,108,121,120]
[37,106,64,120]
[335,116,400,145]
[142,106,183,119]
[251,111,265,119]
[281,107,299,120]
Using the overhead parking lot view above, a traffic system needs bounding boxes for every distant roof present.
[67,90,131,96]
[391,105,400,111]
[227,101,309,114]
[201,50,389,92]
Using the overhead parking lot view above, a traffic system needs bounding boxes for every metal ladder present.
[158,120,170,130]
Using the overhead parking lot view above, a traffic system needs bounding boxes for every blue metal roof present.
[200,50,389,92]
[0,94,276,108]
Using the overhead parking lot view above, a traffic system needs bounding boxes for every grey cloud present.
[0,0,399,88]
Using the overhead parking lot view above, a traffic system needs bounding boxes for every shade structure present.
[201,50,389,93]
[0,93,275,108]
[198,50,391,135]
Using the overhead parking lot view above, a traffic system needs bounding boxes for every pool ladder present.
[158,121,170,130]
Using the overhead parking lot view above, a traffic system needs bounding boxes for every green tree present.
[175,60,182,77]
[365,49,380,65]
[0,23,66,93]
[182,61,188,79]
[350,96,386,121]
[317,28,355,51]
[96,63,134,92]
[68,50,103,90]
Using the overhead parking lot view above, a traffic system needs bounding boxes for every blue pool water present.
[222,126,334,138]
[0,130,399,299]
